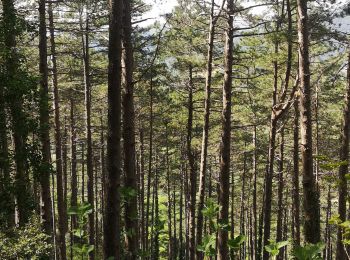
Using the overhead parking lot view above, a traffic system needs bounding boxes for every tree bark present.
[217,0,234,258]
[292,96,301,247]
[70,99,78,230]
[276,129,284,260]
[336,52,350,259]
[80,6,95,258]
[48,4,67,259]
[103,0,123,257]
[297,0,320,243]
[121,0,139,257]
[165,125,173,260]
[146,78,154,255]
[38,0,53,237]
[187,65,196,260]
[196,0,216,257]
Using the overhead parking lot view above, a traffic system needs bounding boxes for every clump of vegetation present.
[0,216,52,259]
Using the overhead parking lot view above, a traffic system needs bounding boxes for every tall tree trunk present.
[103,0,123,257]
[63,120,68,206]
[146,79,154,255]
[3,0,31,226]
[121,0,138,257]
[297,0,320,243]
[80,6,95,258]
[253,126,258,260]
[240,151,247,259]
[70,99,78,230]
[197,0,216,257]
[292,96,301,247]
[139,128,146,253]
[263,20,280,260]
[336,52,350,259]
[48,4,67,259]
[81,142,85,202]
[165,125,173,260]
[324,185,332,260]
[179,162,185,260]
[38,0,53,237]
[276,129,284,260]
[152,160,160,260]
[187,65,196,260]
[217,0,234,258]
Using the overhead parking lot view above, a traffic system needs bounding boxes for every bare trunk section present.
[276,129,284,260]
[121,0,139,257]
[38,0,53,237]
[48,4,67,259]
[187,65,196,260]
[103,0,123,257]
[217,0,234,258]
[196,1,216,257]
[146,79,154,255]
[292,96,301,247]
[297,0,320,243]
[70,99,78,230]
[336,52,350,259]
[80,5,95,258]
[165,125,173,260]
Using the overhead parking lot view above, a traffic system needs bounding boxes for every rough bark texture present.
[38,0,53,237]
[187,65,196,260]
[80,8,95,259]
[104,0,123,257]
[217,0,234,258]
[121,0,138,257]
[48,5,67,259]
[145,79,153,254]
[196,1,216,257]
[297,0,320,243]
[336,52,350,260]
[70,99,78,230]
[276,129,284,260]
[293,96,301,247]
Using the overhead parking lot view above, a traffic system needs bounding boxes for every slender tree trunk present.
[230,158,235,260]
[276,129,284,260]
[253,126,258,260]
[197,0,216,257]
[187,65,197,260]
[139,128,146,253]
[121,0,138,256]
[240,152,247,260]
[103,0,123,257]
[81,142,85,203]
[217,0,234,258]
[173,169,178,259]
[324,185,332,260]
[336,52,350,260]
[48,4,67,259]
[63,121,68,206]
[38,0,53,237]
[179,162,185,260]
[165,125,173,260]
[80,6,95,258]
[146,79,154,256]
[70,99,78,231]
[297,0,320,243]
[292,96,301,247]
[263,16,281,259]
[152,160,160,260]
